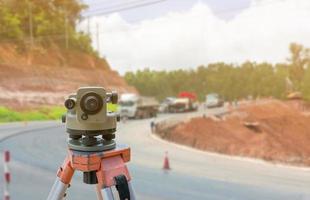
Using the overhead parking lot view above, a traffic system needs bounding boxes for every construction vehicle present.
[168,92,198,113]
[119,93,159,119]
[159,97,176,113]
[205,93,224,108]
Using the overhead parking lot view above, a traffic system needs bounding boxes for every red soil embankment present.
[0,43,136,109]
[156,100,310,166]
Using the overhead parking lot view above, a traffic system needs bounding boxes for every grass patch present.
[0,104,119,123]
[0,106,65,122]
[107,103,118,112]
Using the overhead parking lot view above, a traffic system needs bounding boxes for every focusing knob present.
[110,91,118,104]
[65,98,76,109]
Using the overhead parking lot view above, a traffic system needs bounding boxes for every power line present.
[83,0,146,9]
[84,0,162,14]
[82,0,113,6]
[83,0,167,17]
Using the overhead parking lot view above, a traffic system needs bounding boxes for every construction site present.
[1,0,310,200]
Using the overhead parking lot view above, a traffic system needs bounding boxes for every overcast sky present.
[80,0,310,74]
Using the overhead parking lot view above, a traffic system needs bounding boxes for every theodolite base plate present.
[68,138,116,151]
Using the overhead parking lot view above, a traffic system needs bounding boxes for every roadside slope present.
[0,43,136,109]
[155,100,310,166]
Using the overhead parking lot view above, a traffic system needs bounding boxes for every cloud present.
[80,0,310,74]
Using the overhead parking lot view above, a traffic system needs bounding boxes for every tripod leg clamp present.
[57,156,74,184]
[115,175,130,200]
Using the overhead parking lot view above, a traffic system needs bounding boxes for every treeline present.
[125,43,310,101]
[0,0,94,54]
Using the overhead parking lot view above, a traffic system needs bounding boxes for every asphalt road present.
[1,109,310,200]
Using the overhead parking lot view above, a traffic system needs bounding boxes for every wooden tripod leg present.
[47,155,75,200]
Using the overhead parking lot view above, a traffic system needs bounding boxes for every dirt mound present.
[156,100,310,166]
[0,43,136,109]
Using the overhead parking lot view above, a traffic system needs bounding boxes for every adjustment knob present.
[64,98,76,109]
[110,91,118,104]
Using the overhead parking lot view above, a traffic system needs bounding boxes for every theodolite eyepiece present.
[63,87,119,151]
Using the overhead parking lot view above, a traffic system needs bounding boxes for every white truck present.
[168,98,198,113]
[119,93,159,119]
[205,93,224,108]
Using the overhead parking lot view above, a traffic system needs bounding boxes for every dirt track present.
[156,100,310,166]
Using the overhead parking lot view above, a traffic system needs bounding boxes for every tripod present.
[47,145,136,200]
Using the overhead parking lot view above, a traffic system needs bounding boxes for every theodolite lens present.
[81,92,103,115]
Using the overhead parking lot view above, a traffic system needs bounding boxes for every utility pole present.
[28,1,34,47]
[64,10,69,49]
[96,22,100,54]
[87,17,90,34]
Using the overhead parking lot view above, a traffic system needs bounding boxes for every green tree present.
[0,0,94,54]
[0,3,22,40]
[288,43,308,89]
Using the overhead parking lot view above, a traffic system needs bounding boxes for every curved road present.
[1,110,310,200]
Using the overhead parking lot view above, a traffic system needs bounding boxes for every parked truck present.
[119,93,159,119]
[205,93,224,108]
[168,92,198,113]
[159,97,176,113]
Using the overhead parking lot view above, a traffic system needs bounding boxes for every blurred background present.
[0,0,310,199]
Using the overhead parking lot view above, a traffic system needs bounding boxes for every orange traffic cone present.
[162,151,170,170]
